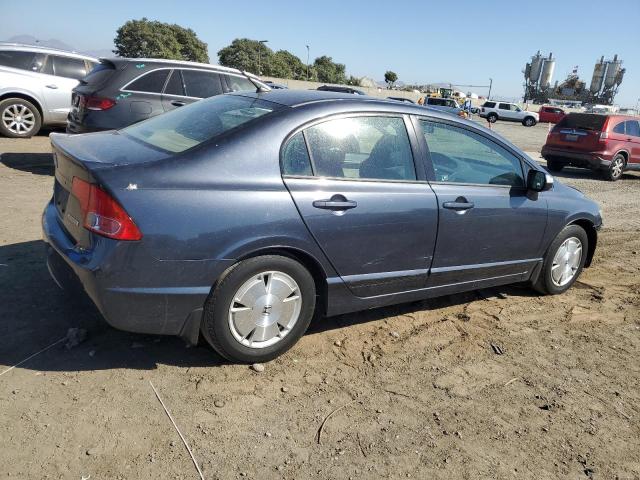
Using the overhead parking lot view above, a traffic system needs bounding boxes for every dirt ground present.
[0,121,639,480]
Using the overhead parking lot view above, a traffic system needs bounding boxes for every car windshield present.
[123,95,281,153]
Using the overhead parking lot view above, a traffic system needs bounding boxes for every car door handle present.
[171,101,185,107]
[443,201,474,211]
[313,197,357,210]
[45,84,58,89]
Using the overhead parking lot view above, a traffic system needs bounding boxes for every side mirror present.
[527,170,553,192]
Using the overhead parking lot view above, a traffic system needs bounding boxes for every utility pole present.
[258,40,269,75]
[306,45,310,80]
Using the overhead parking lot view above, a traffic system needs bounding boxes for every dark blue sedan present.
[43,90,602,363]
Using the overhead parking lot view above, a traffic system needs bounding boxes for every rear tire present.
[202,255,316,363]
[0,98,42,138]
[546,158,564,172]
[523,116,537,127]
[487,113,498,123]
[533,224,588,295]
[602,153,625,181]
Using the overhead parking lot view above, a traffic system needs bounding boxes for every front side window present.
[281,132,312,176]
[420,120,524,187]
[126,69,169,94]
[123,95,280,153]
[182,70,223,98]
[304,116,416,181]
[51,56,87,80]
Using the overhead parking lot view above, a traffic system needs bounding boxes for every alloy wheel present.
[2,103,36,135]
[228,271,302,348]
[611,157,624,179]
[551,237,582,287]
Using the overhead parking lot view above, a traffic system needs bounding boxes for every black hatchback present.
[67,58,266,133]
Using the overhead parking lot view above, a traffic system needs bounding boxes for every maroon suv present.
[541,113,640,181]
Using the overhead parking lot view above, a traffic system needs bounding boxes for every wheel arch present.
[614,149,629,165]
[568,218,597,267]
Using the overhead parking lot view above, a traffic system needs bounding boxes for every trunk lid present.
[547,113,607,152]
[51,131,169,247]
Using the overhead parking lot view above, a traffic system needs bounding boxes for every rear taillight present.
[85,96,116,111]
[600,131,609,140]
[71,177,142,241]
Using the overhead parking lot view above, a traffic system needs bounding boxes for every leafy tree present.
[345,75,362,86]
[218,38,273,75]
[113,18,208,62]
[385,70,398,89]
[269,50,306,79]
[314,56,346,84]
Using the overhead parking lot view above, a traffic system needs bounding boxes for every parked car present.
[424,97,466,118]
[538,106,566,124]
[0,43,97,137]
[43,90,601,363]
[316,85,365,95]
[67,58,267,133]
[387,96,415,104]
[480,101,538,126]
[542,113,640,181]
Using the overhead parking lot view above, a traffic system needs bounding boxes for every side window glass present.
[182,70,223,98]
[305,116,416,181]
[225,75,256,92]
[281,132,312,176]
[420,120,524,187]
[626,121,640,137]
[613,122,626,134]
[41,55,54,75]
[52,56,87,80]
[0,51,35,70]
[126,69,169,93]
[164,70,185,96]
[498,103,510,110]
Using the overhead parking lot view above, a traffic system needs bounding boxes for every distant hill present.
[3,34,113,58]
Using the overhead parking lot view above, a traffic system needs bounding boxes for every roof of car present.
[0,42,98,61]
[101,57,245,75]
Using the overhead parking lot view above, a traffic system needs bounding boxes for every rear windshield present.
[123,94,281,153]
[556,113,606,131]
[81,61,115,85]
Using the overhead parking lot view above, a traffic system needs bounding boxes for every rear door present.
[43,55,88,122]
[417,118,547,286]
[282,114,439,297]
[498,103,516,120]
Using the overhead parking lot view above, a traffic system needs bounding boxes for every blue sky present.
[2,0,639,106]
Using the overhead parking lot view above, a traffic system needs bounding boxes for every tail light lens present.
[71,177,142,241]
[85,96,116,111]
[600,131,609,140]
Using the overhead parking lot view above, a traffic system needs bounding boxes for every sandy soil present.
[0,123,639,479]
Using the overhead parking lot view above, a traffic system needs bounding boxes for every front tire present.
[202,255,316,363]
[602,153,625,181]
[0,98,42,138]
[523,116,537,127]
[546,158,564,172]
[533,225,588,295]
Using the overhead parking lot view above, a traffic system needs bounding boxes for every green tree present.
[384,70,398,89]
[313,56,346,84]
[269,50,306,79]
[113,18,208,62]
[345,75,362,86]
[218,38,273,75]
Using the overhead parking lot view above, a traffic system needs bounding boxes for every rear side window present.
[123,95,280,153]
[182,70,223,98]
[225,75,256,92]
[126,69,169,94]
[304,116,416,181]
[421,120,524,187]
[51,56,87,80]
[0,51,44,72]
[613,122,626,134]
[483,101,496,108]
[557,114,606,131]
[281,132,312,176]
[626,121,640,137]
[498,103,510,110]
[83,61,115,85]
[164,70,185,96]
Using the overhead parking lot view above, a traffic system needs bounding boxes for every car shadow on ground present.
[549,166,639,182]
[0,152,54,175]
[0,239,537,374]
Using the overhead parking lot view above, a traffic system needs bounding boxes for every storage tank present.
[529,51,544,84]
[524,62,531,81]
[540,53,555,88]
[590,56,606,94]
[604,54,621,88]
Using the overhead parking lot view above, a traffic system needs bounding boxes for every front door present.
[282,115,439,297]
[417,118,547,287]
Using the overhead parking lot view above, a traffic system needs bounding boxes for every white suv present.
[0,43,97,137]
[480,101,538,127]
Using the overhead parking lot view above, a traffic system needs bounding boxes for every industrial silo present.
[529,51,544,84]
[540,53,555,88]
[590,56,606,94]
[604,54,621,88]
[524,62,531,81]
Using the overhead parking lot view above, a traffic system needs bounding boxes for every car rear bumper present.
[541,146,611,169]
[42,200,233,341]
[66,118,104,134]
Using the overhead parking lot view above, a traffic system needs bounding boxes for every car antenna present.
[242,71,272,93]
